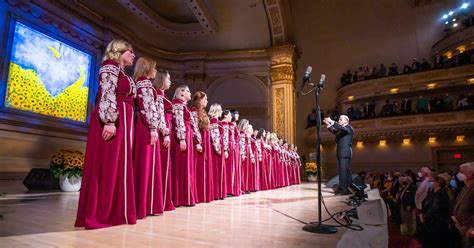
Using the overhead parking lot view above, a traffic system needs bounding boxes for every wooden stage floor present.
[0,181,354,247]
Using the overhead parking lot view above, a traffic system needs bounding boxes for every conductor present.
[323,115,354,195]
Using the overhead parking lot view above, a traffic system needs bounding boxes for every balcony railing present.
[304,109,474,146]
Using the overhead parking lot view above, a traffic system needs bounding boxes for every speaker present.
[22,168,60,190]
[356,198,387,226]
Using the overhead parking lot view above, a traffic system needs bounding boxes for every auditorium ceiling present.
[73,0,292,52]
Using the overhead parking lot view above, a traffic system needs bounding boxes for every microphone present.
[318,74,326,88]
[301,66,313,90]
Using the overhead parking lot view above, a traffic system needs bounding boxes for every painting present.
[4,22,92,122]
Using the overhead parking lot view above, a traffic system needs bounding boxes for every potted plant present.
[50,149,84,192]
[305,162,317,182]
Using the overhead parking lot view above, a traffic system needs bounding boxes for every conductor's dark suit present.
[328,122,354,194]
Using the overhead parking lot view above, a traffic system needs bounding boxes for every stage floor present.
[0,181,352,247]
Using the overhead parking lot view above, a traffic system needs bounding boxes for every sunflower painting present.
[4,22,92,122]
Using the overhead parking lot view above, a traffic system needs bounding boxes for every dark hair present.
[220,110,231,121]
[231,110,239,122]
[256,128,265,139]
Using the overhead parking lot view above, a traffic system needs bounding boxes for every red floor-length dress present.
[225,122,236,196]
[171,98,197,206]
[157,89,175,211]
[75,59,137,229]
[210,118,225,200]
[230,123,242,196]
[133,77,167,219]
[190,107,214,203]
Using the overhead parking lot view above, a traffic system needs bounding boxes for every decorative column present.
[269,44,297,144]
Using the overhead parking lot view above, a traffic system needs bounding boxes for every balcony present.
[336,64,474,106]
[305,109,474,146]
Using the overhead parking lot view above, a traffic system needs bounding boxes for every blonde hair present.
[208,104,222,118]
[246,124,254,135]
[102,39,132,63]
[173,85,189,100]
[153,70,170,89]
[133,57,156,80]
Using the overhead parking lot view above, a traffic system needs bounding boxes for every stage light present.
[443,14,448,19]
[449,11,454,15]
[356,141,363,147]
[347,96,354,101]
[427,83,437,89]
[453,23,459,27]
[468,78,474,84]
[379,140,386,146]
[445,21,450,24]
[390,88,399,94]
[403,138,410,145]
[453,18,456,22]
[461,3,469,9]
[458,45,465,53]
[429,137,437,143]
[456,135,465,142]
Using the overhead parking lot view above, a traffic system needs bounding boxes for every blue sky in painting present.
[10,22,92,96]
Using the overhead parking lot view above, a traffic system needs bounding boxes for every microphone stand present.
[302,79,338,234]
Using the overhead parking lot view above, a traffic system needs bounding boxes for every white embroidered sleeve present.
[98,64,119,123]
[223,125,229,151]
[239,134,246,159]
[256,140,263,162]
[137,86,159,129]
[172,103,186,141]
[190,112,202,144]
[210,123,221,153]
[156,95,170,136]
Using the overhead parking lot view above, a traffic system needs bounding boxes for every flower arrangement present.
[50,149,84,179]
[305,162,317,176]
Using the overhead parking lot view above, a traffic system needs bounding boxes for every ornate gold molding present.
[269,44,297,143]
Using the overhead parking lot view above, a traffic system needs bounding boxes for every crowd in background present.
[339,51,474,87]
[352,162,474,248]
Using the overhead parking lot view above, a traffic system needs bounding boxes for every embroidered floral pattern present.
[190,111,202,144]
[229,126,235,146]
[223,124,229,151]
[155,94,170,136]
[98,64,119,123]
[173,103,186,141]
[137,80,159,129]
[210,123,221,153]
[239,134,246,159]
[256,139,263,162]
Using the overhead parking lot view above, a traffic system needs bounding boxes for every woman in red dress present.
[237,119,250,193]
[191,91,214,203]
[75,39,137,229]
[133,57,168,219]
[247,124,258,192]
[273,136,283,188]
[171,85,200,206]
[209,104,226,199]
[294,145,302,184]
[222,110,236,196]
[256,129,269,191]
[264,133,274,190]
[153,71,174,211]
[230,110,242,196]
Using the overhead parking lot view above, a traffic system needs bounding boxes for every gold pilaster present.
[269,44,297,144]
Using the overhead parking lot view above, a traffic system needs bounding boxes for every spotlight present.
[445,21,449,25]
[443,14,448,19]
[452,18,456,22]
[461,3,469,9]
[453,23,459,27]
[449,11,454,15]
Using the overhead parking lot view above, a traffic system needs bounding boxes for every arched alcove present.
[207,74,270,130]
